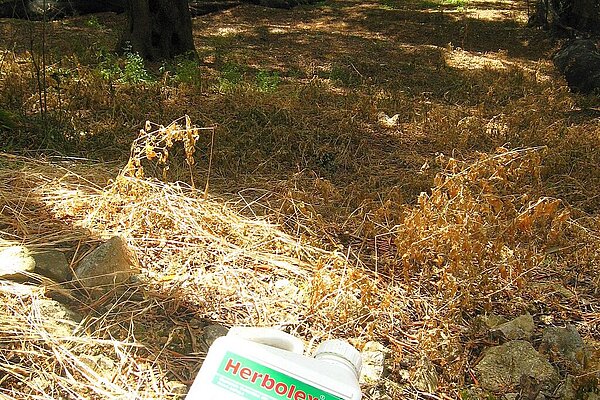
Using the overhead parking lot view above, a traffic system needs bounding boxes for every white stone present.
[360,341,388,385]
[0,245,35,278]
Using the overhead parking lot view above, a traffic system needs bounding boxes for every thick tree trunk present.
[570,0,600,31]
[530,0,599,33]
[119,0,196,61]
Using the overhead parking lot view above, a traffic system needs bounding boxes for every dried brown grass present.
[1,0,600,398]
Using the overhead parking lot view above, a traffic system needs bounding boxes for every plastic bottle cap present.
[314,339,362,378]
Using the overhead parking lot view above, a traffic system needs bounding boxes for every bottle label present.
[212,351,344,400]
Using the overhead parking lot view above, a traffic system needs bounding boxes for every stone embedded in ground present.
[360,341,388,385]
[0,245,35,279]
[555,375,578,400]
[490,313,534,341]
[33,250,71,283]
[474,340,559,394]
[201,324,229,351]
[74,236,136,294]
[166,380,188,396]
[539,325,590,374]
[472,313,509,334]
[0,282,80,336]
[411,355,438,393]
[35,298,82,337]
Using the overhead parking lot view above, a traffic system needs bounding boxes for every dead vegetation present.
[0,0,599,398]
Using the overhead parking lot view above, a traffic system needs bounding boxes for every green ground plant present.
[217,62,244,92]
[85,16,104,29]
[96,50,152,84]
[255,69,280,92]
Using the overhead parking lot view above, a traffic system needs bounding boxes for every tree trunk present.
[570,0,600,32]
[530,0,599,33]
[119,0,196,61]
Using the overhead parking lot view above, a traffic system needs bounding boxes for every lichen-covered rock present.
[555,375,578,400]
[474,340,559,394]
[539,325,590,373]
[74,236,136,295]
[36,298,81,337]
[411,355,438,393]
[33,250,71,283]
[490,314,535,341]
[472,313,509,335]
[201,324,229,350]
[360,341,388,385]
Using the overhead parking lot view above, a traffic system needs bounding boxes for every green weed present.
[96,50,152,84]
[255,70,280,92]
[85,16,104,29]
[121,52,152,84]
[217,62,244,92]
[0,109,17,132]
[161,54,202,86]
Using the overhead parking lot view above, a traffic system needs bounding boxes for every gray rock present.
[74,236,136,295]
[166,380,188,396]
[36,298,81,337]
[360,341,388,385]
[472,314,509,334]
[0,282,80,337]
[520,374,545,400]
[0,245,35,279]
[474,340,559,393]
[490,314,534,341]
[555,375,577,400]
[411,355,438,393]
[33,250,71,283]
[201,324,229,349]
[540,325,590,373]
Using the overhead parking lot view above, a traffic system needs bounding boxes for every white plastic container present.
[187,327,362,400]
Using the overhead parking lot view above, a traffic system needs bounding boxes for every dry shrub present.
[119,115,211,187]
[378,147,573,377]
[0,128,392,397]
